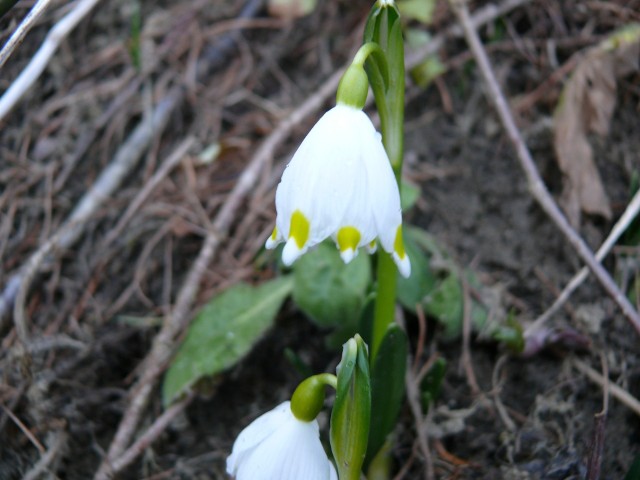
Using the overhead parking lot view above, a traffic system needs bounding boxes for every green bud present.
[330,334,371,480]
[336,64,369,109]
[291,373,337,422]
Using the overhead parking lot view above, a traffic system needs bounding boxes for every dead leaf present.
[553,24,640,227]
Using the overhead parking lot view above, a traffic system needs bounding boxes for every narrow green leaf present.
[292,241,371,328]
[162,277,293,406]
[365,324,407,468]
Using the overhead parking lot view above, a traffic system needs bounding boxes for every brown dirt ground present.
[1,0,639,479]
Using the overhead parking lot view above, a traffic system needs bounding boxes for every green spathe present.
[330,335,371,480]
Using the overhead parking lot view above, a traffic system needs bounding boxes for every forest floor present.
[1,0,639,478]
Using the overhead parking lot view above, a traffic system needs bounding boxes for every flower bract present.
[226,401,337,480]
[266,104,410,277]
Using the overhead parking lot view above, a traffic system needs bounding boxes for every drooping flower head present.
[226,401,337,480]
[266,100,410,278]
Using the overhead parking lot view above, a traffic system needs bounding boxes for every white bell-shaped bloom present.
[266,104,411,277]
[226,401,337,480]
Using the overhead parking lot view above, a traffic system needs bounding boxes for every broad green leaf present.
[397,232,436,312]
[410,55,447,89]
[267,0,317,19]
[162,277,293,406]
[424,274,463,339]
[365,324,407,469]
[397,0,436,24]
[400,179,421,210]
[292,241,371,328]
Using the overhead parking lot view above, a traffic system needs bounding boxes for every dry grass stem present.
[0,0,103,121]
[572,358,640,417]
[528,188,640,334]
[0,0,54,68]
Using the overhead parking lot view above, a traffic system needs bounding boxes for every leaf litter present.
[553,24,640,227]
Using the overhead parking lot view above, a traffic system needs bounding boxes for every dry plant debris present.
[1,0,640,478]
[553,24,640,227]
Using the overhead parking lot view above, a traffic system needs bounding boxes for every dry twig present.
[0,0,103,121]
[527,188,640,335]
[448,0,640,336]
[0,0,55,68]
[572,357,640,417]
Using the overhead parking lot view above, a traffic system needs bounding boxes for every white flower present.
[266,104,411,278]
[227,401,337,480]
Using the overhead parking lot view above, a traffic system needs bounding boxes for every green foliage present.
[331,336,371,480]
[410,54,447,89]
[400,179,421,210]
[420,357,446,411]
[365,324,407,469]
[292,241,371,329]
[162,277,293,406]
[396,0,436,24]
[128,1,142,71]
[401,226,524,348]
[625,454,640,480]
[396,231,436,312]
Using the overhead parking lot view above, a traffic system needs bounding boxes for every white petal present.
[227,402,291,475]
[393,250,411,278]
[282,238,306,266]
[275,105,376,247]
[233,414,332,480]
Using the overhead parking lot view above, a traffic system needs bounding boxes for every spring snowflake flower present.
[266,104,411,277]
[226,401,337,480]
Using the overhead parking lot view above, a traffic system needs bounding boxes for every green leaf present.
[396,232,436,312]
[292,241,371,328]
[365,324,407,468]
[410,55,447,89]
[397,0,436,24]
[400,179,421,210]
[625,454,640,480]
[162,277,293,406]
[424,274,463,339]
[420,357,446,411]
[331,336,371,480]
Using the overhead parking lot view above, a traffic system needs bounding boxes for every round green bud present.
[290,374,337,422]
[336,64,369,110]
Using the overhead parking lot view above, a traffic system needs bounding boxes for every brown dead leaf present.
[553,24,640,227]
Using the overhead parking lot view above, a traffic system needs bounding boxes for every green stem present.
[365,7,405,365]
[371,252,397,359]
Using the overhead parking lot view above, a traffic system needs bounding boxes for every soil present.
[1,0,639,479]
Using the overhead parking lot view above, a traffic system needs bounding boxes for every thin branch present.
[1,87,182,333]
[109,392,196,475]
[448,0,640,336]
[572,358,640,417]
[527,188,640,335]
[22,430,68,480]
[0,0,55,68]
[0,0,103,121]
